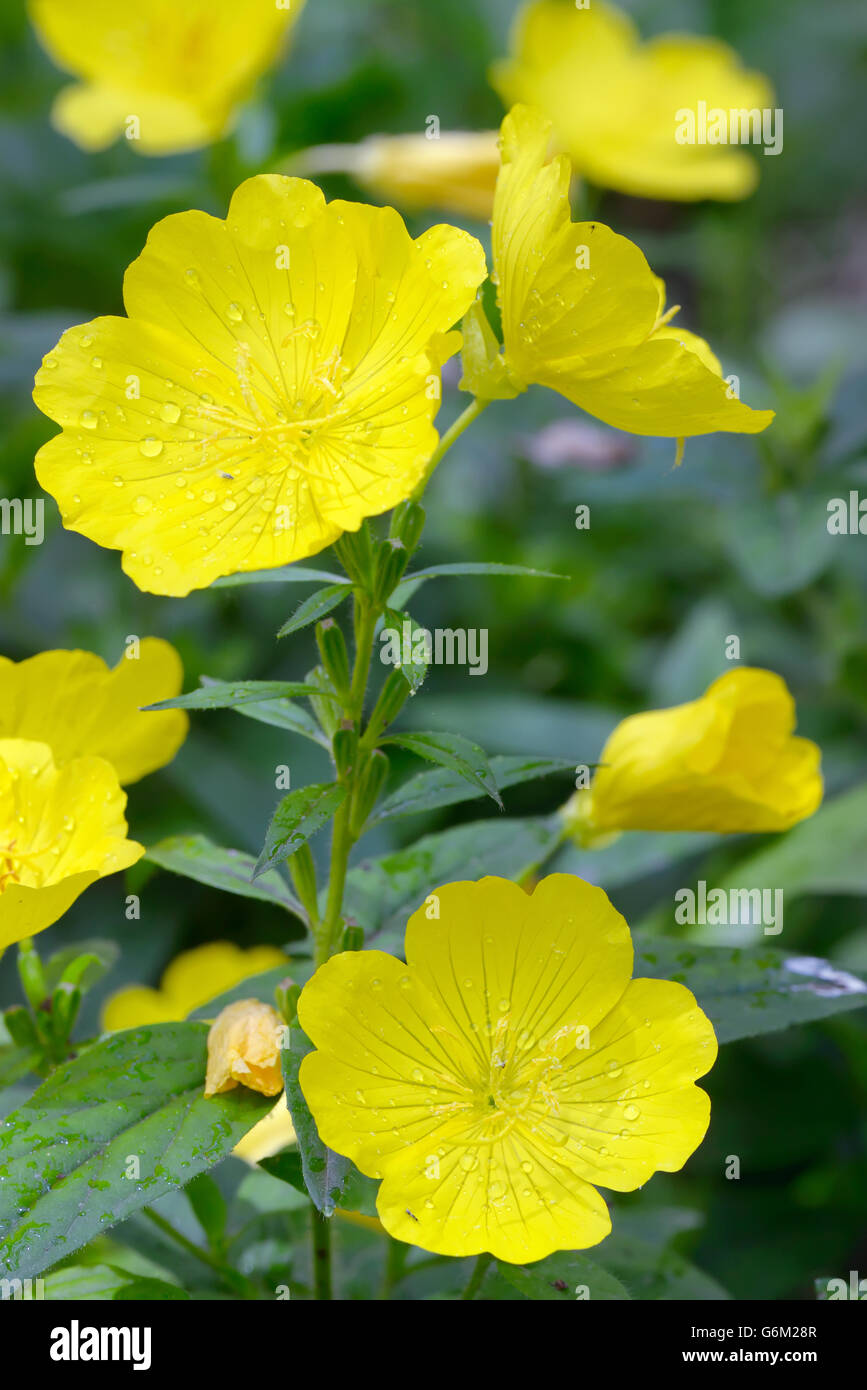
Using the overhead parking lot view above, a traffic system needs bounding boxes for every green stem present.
[380,1236,407,1299]
[142,1208,257,1298]
[311,1209,332,1301]
[411,397,489,500]
[461,1252,492,1300]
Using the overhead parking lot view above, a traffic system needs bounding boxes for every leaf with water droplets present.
[280,1026,369,1217]
[381,731,503,808]
[254,783,346,879]
[144,680,325,713]
[277,584,352,638]
[0,1024,271,1280]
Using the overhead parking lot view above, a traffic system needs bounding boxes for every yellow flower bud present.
[568,668,822,838]
[205,999,284,1099]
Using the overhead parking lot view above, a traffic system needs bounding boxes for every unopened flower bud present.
[205,998,284,1098]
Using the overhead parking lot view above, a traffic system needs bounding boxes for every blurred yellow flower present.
[485,106,773,439]
[298,874,716,1264]
[232,1093,297,1164]
[566,668,822,839]
[205,998,284,1099]
[0,639,187,785]
[29,0,305,155]
[102,940,287,1031]
[0,739,143,952]
[33,175,486,595]
[491,0,773,201]
[297,131,501,220]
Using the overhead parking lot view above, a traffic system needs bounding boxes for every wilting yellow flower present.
[102,940,287,1030]
[566,668,822,840]
[300,131,501,220]
[29,0,305,156]
[0,740,143,951]
[33,176,486,596]
[483,105,773,439]
[205,998,284,1098]
[298,874,716,1264]
[0,640,187,785]
[491,0,773,201]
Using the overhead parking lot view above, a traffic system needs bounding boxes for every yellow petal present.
[493,105,773,438]
[0,639,187,784]
[29,0,304,155]
[233,1093,297,1164]
[350,130,501,219]
[550,978,717,1191]
[587,667,823,833]
[0,740,143,950]
[34,177,485,595]
[162,941,287,1016]
[102,986,182,1032]
[491,0,773,202]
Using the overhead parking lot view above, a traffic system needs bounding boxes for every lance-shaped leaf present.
[390,561,567,608]
[635,940,867,1043]
[144,680,324,713]
[0,1024,271,1280]
[277,583,352,638]
[381,731,503,808]
[215,565,345,588]
[281,1026,365,1217]
[254,783,346,879]
[493,1252,631,1301]
[369,754,576,828]
[147,834,305,917]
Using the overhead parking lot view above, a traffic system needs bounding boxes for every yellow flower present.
[232,1093,297,1164]
[29,0,305,155]
[491,0,774,201]
[298,874,716,1264]
[0,639,187,785]
[301,131,501,220]
[567,668,822,839]
[102,940,287,1030]
[487,105,773,439]
[0,740,143,952]
[205,998,284,1098]
[33,176,486,595]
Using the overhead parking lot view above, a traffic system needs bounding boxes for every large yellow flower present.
[0,740,143,951]
[102,940,287,1030]
[567,668,822,839]
[29,0,305,155]
[491,0,774,202]
[487,105,773,439]
[33,176,486,595]
[298,874,716,1264]
[0,640,187,785]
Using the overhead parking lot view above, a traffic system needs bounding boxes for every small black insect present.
[405,1208,419,1223]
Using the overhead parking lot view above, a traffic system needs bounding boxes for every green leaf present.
[281,1026,360,1217]
[717,491,834,598]
[186,1173,227,1248]
[382,731,503,808]
[145,680,323,712]
[254,783,346,878]
[214,565,345,588]
[593,1223,730,1300]
[380,607,428,694]
[41,1264,133,1300]
[369,754,576,828]
[390,561,567,609]
[343,815,561,954]
[43,940,120,993]
[0,1045,40,1089]
[276,583,352,638]
[146,834,305,917]
[261,1147,379,1216]
[716,782,867,904]
[495,1252,631,1301]
[113,1277,190,1300]
[0,1023,272,1280]
[227,693,329,747]
[636,940,867,1044]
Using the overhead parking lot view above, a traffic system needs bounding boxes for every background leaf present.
[146,834,305,917]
